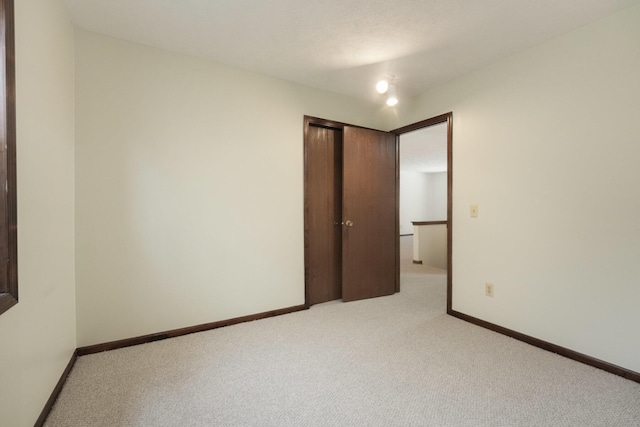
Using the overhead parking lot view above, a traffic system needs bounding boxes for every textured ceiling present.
[64,0,638,104]
[400,123,447,173]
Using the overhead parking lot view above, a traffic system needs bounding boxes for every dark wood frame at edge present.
[0,0,18,316]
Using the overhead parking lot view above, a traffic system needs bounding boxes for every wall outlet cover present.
[485,282,494,297]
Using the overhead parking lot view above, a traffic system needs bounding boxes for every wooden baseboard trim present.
[399,233,413,237]
[34,349,78,427]
[412,260,423,264]
[77,304,308,356]
[448,309,640,384]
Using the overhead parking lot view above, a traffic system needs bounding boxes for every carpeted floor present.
[44,237,640,426]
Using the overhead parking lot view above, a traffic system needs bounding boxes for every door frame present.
[391,112,453,312]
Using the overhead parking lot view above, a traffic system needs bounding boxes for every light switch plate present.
[470,204,478,217]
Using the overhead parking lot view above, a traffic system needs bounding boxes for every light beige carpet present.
[45,246,640,426]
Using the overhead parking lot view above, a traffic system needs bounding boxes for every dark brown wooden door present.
[306,125,343,305]
[341,126,397,302]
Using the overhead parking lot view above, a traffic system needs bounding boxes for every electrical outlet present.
[470,204,478,217]
[485,282,494,297]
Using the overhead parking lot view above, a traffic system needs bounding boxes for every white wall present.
[74,30,384,346]
[399,171,429,234]
[392,4,640,373]
[400,171,447,235]
[426,172,447,220]
[0,1,76,426]
[415,224,447,269]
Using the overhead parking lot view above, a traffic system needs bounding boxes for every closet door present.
[305,125,343,305]
[341,126,396,302]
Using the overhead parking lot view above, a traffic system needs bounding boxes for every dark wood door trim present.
[392,112,453,312]
[392,112,453,134]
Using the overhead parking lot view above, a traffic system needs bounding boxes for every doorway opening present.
[392,113,453,312]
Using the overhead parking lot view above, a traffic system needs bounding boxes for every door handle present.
[343,220,354,227]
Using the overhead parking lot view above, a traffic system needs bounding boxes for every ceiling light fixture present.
[376,80,389,94]
[386,84,398,107]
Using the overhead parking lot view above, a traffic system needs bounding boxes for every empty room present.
[1,0,640,426]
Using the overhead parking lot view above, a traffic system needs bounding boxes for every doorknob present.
[343,220,354,227]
